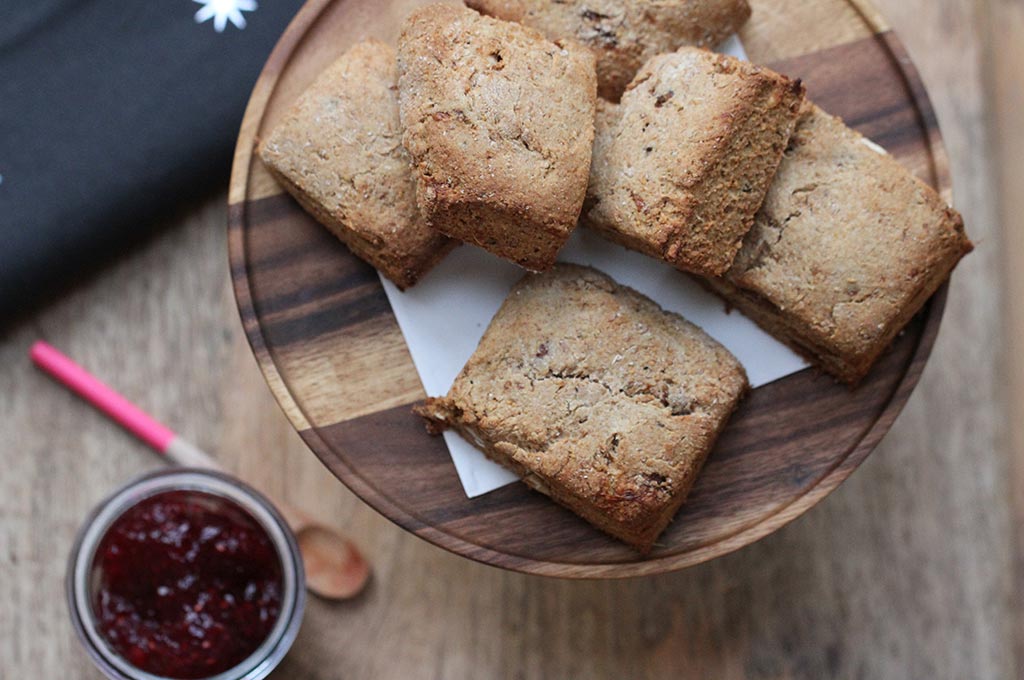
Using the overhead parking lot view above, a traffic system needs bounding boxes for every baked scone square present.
[415,264,748,552]
[397,4,597,271]
[706,103,973,384]
[258,39,455,289]
[467,0,752,101]
[584,47,805,277]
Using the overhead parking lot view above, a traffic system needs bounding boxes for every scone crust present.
[416,264,748,552]
[467,0,752,101]
[710,102,973,384]
[397,4,597,271]
[585,48,805,277]
[258,39,455,289]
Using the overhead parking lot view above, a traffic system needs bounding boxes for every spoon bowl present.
[295,524,371,600]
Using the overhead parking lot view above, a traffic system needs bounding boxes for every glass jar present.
[67,469,305,680]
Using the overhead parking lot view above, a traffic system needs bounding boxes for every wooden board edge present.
[227,0,338,432]
[228,205,313,431]
[847,0,891,33]
[878,31,954,200]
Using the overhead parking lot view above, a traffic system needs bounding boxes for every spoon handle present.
[30,341,232,472]
[31,341,220,465]
[30,341,179,454]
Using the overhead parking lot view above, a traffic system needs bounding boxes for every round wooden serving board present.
[229,0,953,577]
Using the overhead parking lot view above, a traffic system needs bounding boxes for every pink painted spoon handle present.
[30,341,214,468]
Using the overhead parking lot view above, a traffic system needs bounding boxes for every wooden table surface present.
[2,0,1018,677]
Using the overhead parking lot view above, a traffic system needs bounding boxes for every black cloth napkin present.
[0,0,304,317]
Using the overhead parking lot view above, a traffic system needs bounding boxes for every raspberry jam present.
[90,490,284,679]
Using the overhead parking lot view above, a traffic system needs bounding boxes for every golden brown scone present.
[415,264,748,552]
[397,4,597,271]
[584,48,805,277]
[466,0,752,100]
[705,102,973,384]
[258,39,456,289]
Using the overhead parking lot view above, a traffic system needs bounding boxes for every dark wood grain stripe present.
[231,194,393,347]
[768,31,938,184]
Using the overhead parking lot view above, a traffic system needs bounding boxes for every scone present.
[466,0,752,101]
[397,4,597,271]
[258,39,456,289]
[705,102,973,384]
[415,264,748,552]
[584,48,805,277]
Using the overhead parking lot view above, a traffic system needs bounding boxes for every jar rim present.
[66,468,306,680]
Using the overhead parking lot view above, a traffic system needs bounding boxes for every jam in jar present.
[69,470,303,680]
[90,490,284,679]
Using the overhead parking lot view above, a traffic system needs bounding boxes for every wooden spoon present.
[30,340,370,601]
